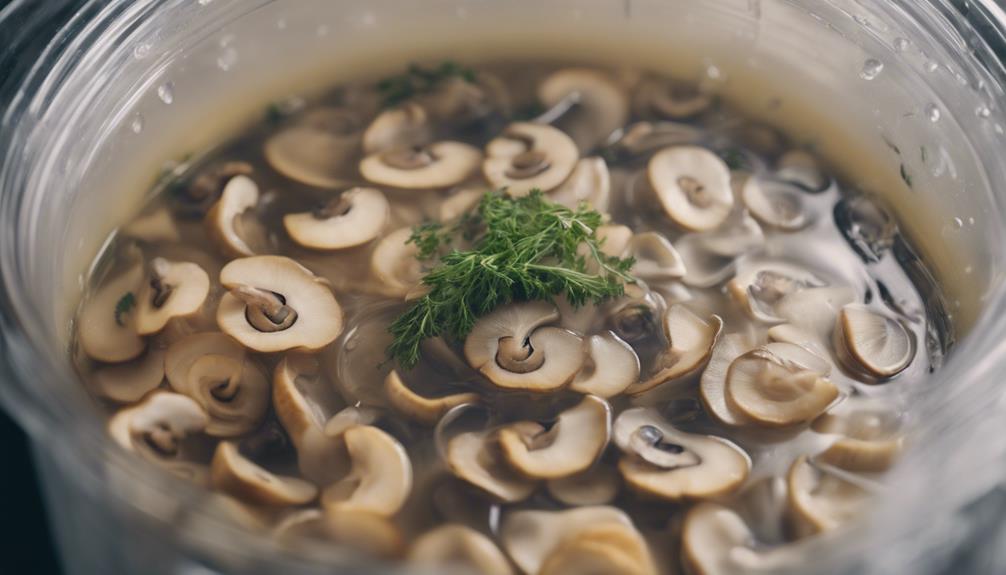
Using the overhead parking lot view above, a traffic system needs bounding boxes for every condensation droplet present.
[197,0,213,5]
[860,58,884,80]
[976,105,991,118]
[893,37,909,52]
[968,216,976,225]
[316,24,329,37]
[925,103,941,123]
[995,124,1005,135]
[276,17,287,30]
[217,47,238,71]
[130,114,144,134]
[157,82,175,105]
[965,266,973,275]
[133,43,152,59]
[925,60,939,73]
[953,217,964,228]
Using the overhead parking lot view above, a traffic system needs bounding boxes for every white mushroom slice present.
[79,264,145,363]
[700,334,756,427]
[206,175,261,257]
[699,208,765,258]
[626,304,722,395]
[539,523,657,575]
[122,208,180,243]
[596,224,633,258]
[134,259,210,336]
[217,256,343,352]
[604,121,704,161]
[264,107,362,189]
[500,506,635,575]
[360,141,482,189]
[570,332,640,397]
[210,441,318,506]
[726,343,838,427]
[727,263,825,323]
[546,465,621,506]
[776,149,829,192]
[636,78,714,120]
[787,456,870,536]
[483,123,579,197]
[741,178,808,231]
[165,332,270,437]
[674,235,737,288]
[273,508,326,541]
[89,347,165,403]
[446,429,537,502]
[549,157,611,212]
[324,509,405,558]
[284,187,390,250]
[384,369,480,425]
[362,103,431,154]
[409,524,514,575]
[628,231,686,281]
[812,402,903,471]
[775,286,857,341]
[834,304,915,379]
[370,227,423,297]
[498,395,611,479]
[682,503,797,575]
[613,408,750,501]
[464,301,584,391]
[538,68,629,151]
[648,146,733,232]
[766,323,832,361]
[322,425,412,517]
[439,187,485,222]
[324,405,382,438]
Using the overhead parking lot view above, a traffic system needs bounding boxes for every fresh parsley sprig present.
[386,190,635,369]
[376,61,478,109]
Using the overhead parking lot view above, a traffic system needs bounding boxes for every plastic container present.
[2,1,1006,573]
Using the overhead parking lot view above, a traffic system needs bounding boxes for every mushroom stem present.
[148,257,175,308]
[231,285,298,333]
[495,336,545,373]
[313,196,353,220]
[533,91,582,125]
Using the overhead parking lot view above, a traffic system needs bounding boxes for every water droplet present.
[995,123,1005,135]
[925,60,939,73]
[860,58,884,80]
[976,105,991,118]
[925,103,941,123]
[953,217,964,228]
[216,47,238,71]
[276,17,287,30]
[705,63,723,81]
[316,24,329,37]
[133,43,152,59]
[130,114,144,134]
[219,34,235,48]
[965,266,973,275]
[197,0,213,5]
[968,216,975,225]
[893,37,909,52]
[157,82,175,105]
[853,14,870,26]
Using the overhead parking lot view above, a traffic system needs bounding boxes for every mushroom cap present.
[370,227,424,297]
[446,428,537,502]
[635,78,714,120]
[626,304,722,395]
[674,234,737,288]
[834,304,915,380]
[498,395,611,479]
[89,347,165,403]
[538,68,629,151]
[727,262,825,324]
[648,146,734,232]
[595,224,633,259]
[362,102,431,154]
[408,524,514,575]
[360,141,482,189]
[483,122,579,197]
[681,503,797,575]
[165,332,270,437]
[78,264,145,363]
[628,231,686,282]
[741,177,809,231]
[264,107,362,189]
[787,455,870,536]
[539,523,657,575]
[546,464,621,506]
[384,370,480,425]
[218,255,344,352]
[284,187,390,251]
[134,259,211,336]
[700,333,756,427]
[323,509,405,558]
[570,331,640,397]
[699,207,765,258]
[549,157,611,212]
[812,401,903,471]
[210,441,318,506]
[613,408,750,501]
[322,425,412,517]
[464,301,584,392]
[726,343,838,427]
[206,175,261,258]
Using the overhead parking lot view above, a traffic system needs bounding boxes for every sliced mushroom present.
[210,441,317,506]
[549,157,611,212]
[727,262,826,323]
[601,121,704,163]
[321,425,412,517]
[682,503,797,575]
[741,177,808,231]
[217,256,343,352]
[596,224,633,259]
[648,146,734,232]
[89,347,165,404]
[264,107,362,189]
[134,258,210,336]
[774,286,857,341]
[538,68,629,151]
[284,187,389,250]
[700,334,756,427]
[726,343,838,427]
[483,123,579,197]
[464,301,584,392]
[787,456,870,537]
[674,235,737,288]
[446,428,537,502]
[324,509,405,558]
[360,141,482,189]
[362,102,431,154]
[370,227,424,297]
[812,401,903,472]
[122,207,180,243]
[628,232,686,282]
[384,369,479,425]
[546,464,621,506]
[408,524,514,575]
[206,175,264,257]
[539,523,657,575]
[626,304,722,395]
[776,149,830,193]
[834,304,915,379]
[570,332,640,397]
[635,77,714,120]
[613,408,750,501]
[165,332,270,437]
[78,264,145,363]
[498,395,611,480]
[439,186,486,222]
[698,208,765,258]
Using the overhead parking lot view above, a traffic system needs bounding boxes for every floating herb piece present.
[114,292,136,327]
[386,190,636,368]
[377,60,478,109]
[900,163,913,188]
[719,148,749,170]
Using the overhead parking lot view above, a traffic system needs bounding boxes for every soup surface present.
[73,60,950,574]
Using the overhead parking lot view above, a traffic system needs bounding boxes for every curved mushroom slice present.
[324,509,405,558]
[439,186,486,222]
[284,187,390,250]
[497,395,611,479]
[727,262,826,324]
[605,286,664,344]
[210,441,318,506]
[613,408,750,501]
[273,508,327,541]
[539,523,657,575]
[813,414,903,472]
[570,332,640,397]
[134,258,211,336]
[682,503,798,575]
[538,68,629,151]
[626,304,722,395]
[635,77,714,120]
[834,304,915,380]
[384,369,479,425]
[322,425,412,517]
[776,149,830,193]
[445,429,537,502]
[648,146,734,232]
[483,122,579,197]
[628,232,686,282]
[674,234,737,288]
[123,208,180,243]
[602,121,704,163]
[596,224,633,259]
[726,343,838,427]
[698,208,765,259]
[360,141,482,189]
[700,334,756,427]
[546,464,621,506]
[89,347,165,403]
[206,175,265,258]
[464,301,584,392]
[787,456,870,537]
[217,256,343,352]
[362,102,431,154]
[264,107,362,189]
[370,227,424,298]
[408,524,514,575]
[549,157,611,212]
[741,177,808,231]
[78,264,145,363]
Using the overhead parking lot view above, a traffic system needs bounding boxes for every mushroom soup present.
[73,61,949,574]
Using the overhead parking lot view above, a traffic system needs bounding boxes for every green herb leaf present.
[376,60,478,109]
[719,148,749,171]
[115,292,136,327]
[386,190,636,369]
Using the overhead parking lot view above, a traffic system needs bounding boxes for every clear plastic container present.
[2,1,1006,573]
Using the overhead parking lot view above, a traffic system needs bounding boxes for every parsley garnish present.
[377,61,478,109]
[114,292,136,327]
[386,190,636,369]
